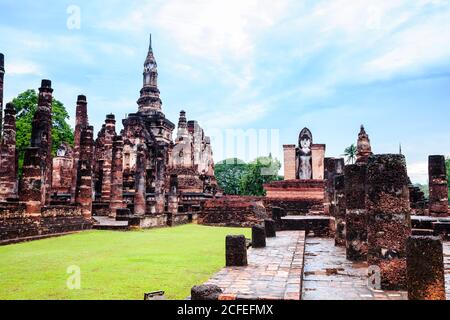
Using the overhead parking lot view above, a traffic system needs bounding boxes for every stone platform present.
[92,216,129,231]
[205,231,306,300]
[302,238,408,300]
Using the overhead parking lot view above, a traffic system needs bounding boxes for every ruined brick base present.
[0,203,93,243]
[264,180,325,215]
[198,196,268,227]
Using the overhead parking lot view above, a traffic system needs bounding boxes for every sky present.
[1,0,450,183]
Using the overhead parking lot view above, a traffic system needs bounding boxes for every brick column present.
[30,80,53,206]
[19,80,54,215]
[71,95,88,203]
[134,144,147,216]
[283,145,296,180]
[0,103,18,200]
[311,144,326,180]
[20,147,42,216]
[75,125,94,219]
[345,164,368,261]
[99,114,116,202]
[407,236,446,300]
[110,136,124,218]
[367,154,411,290]
[334,174,346,246]
[428,155,448,216]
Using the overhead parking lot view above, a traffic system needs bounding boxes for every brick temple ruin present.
[1,35,450,300]
[195,125,450,300]
[0,36,218,243]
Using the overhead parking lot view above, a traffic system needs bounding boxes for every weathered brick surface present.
[367,154,411,290]
[345,164,368,261]
[199,196,267,227]
[407,236,446,300]
[283,145,297,180]
[226,235,248,267]
[264,219,277,238]
[75,125,94,219]
[334,174,346,246]
[264,180,325,215]
[0,53,4,140]
[252,225,266,248]
[0,103,17,200]
[71,95,88,202]
[428,155,448,216]
[110,136,124,217]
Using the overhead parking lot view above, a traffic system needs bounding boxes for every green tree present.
[240,155,282,196]
[343,144,357,164]
[11,89,74,173]
[215,158,248,195]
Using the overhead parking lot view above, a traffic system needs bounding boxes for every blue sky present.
[1,0,450,183]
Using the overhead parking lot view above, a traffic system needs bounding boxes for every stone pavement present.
[445,242,450,300]
[205,231,306,300]
[302,238,408,300]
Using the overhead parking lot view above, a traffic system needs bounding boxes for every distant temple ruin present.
[0,36,218,242]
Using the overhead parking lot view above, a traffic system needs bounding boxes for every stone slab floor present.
[445,242,450,300]
[205,234,450,300]
[302,238,408,300]
[205,231,306,300]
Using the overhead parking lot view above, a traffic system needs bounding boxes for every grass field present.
[0,224,250,300]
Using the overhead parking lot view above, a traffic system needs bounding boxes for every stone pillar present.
[264,219,276,238]
[226,235,248,267]
[30,80,53,205]
[345,164,368,261]
[75,126,94,219]
[0,103,18,200]
[283,145,296,180]
[311,144,325,180]
[334,174,346,246]
[110,136,124,218]
[71,95,88,203]
[134,144,147,216]
[20,147,42,216]
[367,154,411,290]
[19,80,54,215]
[407,236,446,300]
[252,225,266,248]
[428,155,448,217]
[100,114,116,202]
[0,53,4,141]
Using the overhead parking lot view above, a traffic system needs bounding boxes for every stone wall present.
[0,203,92,243]
[198,196,268,227]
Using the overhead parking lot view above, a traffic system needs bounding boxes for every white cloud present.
[408,161,428,184]
[7,60,42,76]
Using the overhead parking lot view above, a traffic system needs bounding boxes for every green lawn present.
[0,224,250,300]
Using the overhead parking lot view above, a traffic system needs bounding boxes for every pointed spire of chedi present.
[138,33,162,114]
[356,125,373,164]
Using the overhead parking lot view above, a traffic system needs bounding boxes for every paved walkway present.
[445,242,450,300]
[205,231,306,300]
[302,238,408,300]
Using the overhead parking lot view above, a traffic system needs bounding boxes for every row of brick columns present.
[335,154,447,299]
[0,75,96,220]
